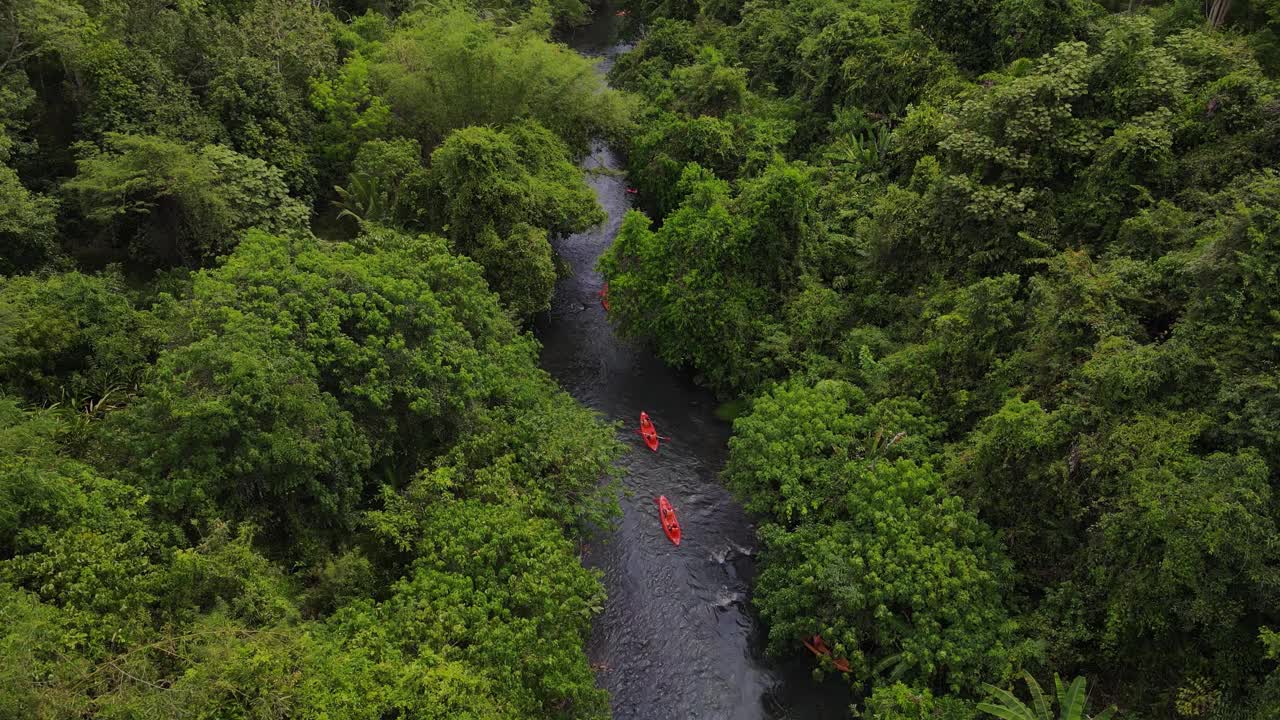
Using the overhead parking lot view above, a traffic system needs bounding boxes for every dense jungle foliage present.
[598,0,1280,717]
[5,0,1280,718]
[0,0,629,717]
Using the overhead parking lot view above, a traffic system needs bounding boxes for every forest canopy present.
[0,0,623,717]
[4,0,1280,718]
[601,0,1280,717]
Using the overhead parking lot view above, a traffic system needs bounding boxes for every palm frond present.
[1023,671,1051,720]
[1060,676,1086,720]
[980,683,1035,720]
[977,702,1034,720]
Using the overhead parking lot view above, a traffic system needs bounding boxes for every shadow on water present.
[534,5,853,718]
[554,0,636,53]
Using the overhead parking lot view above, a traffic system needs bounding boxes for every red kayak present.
[639,411,659,452]
[598,282,610,311]
[657,495,681,545]
[803,634,851,673]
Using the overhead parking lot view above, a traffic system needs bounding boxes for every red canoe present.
[639,411,659,452]
[803,634,851,673]
[657,495,682,545]
[598,282,610,311]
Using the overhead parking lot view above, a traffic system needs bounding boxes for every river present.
[535,8,848,719]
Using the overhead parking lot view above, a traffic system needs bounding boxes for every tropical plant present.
[825,125,894,173]
[333,173,390,224]
[978,673,1115,720]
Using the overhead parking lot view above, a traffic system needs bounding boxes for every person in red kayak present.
[803,634,851,673]
[639,411,659,451]
[657,495,681,545]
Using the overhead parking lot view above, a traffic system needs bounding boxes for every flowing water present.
[535,9,849,719]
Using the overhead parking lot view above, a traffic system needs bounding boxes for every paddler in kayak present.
[657,495,681,545]
[802,634,851,673]
[638,411,660,452]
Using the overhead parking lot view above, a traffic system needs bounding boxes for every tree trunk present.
[1208,0,1233,29]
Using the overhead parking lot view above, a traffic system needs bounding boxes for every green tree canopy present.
[63,133,308,269]
[728,379,1014,694]
[0,271,156,406]
[428,122,604,318]
[0,165,59,274]
[314,7,629,159]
